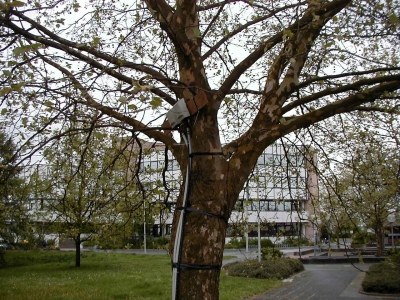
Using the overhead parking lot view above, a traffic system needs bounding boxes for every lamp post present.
[245,184,249,254]
[143,199,147,254]
[311,214,318,256]
[326,214,331,257]
[256,167,261,263]
[294,216,301,258]
[387,214,396,249]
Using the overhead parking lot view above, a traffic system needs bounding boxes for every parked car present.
[0,239,9,249]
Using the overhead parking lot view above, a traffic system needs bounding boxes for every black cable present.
[174,124,192,300]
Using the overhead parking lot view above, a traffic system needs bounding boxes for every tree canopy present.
[317,133,399,255]
[31,126,145,266]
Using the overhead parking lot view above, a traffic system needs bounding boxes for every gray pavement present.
[250,264,399,300]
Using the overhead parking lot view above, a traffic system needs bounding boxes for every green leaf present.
[127,104,137,110]
[150,97,162,109]
[325,41,334,48]
[0,87,12,96]
[283,29,294,40]
[73,2,80,12]
[11,82,24,92]
[93,132,104,140]
[10,1,25,7]
[13,46,27,57]
[21,117,28,126]
[3,70,12,77]
[389,13,399,25]
[91,37,101,46]
[12,44,43,57]
[194,28,201,38]
[118,96,128,104]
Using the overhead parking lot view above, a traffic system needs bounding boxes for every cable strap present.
[189,152,224,157]
[176,206,226,222]
[172,263,221,270]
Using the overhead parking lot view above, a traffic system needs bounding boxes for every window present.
[291,201,299,212]
[257,154,265,165]
[167,160,180,171]
[152,225,161,237]
[166,224,172,235]
[276,201,284,211]
[268,200,277,211]
[259,200,268,211]
[150,161,158,169]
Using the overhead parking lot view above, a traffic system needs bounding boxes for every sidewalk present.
[222,248,399,300]
[251,264,399,300]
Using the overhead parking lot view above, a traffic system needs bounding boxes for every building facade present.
[14,141,317,247]
[141,142,317,244]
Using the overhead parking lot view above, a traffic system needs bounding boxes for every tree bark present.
[170,115,260,299]
[172,155,231,300]
[376,226,384,257]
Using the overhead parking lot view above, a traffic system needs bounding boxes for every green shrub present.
[351,232,367,244]
[386,248,400,264]
[260,239,274,248]
[146,237,170,252]
[223,258,304,280]
[226,238,274,249]
[0,249,6,267]
[98,238,125,250]
[225,237,246,249]
[261,247,283,261]
[362,261,400,294]
[282,237,312,246]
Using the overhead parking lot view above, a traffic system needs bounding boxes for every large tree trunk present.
[170,116,256,299]
[171,155,231,299]
[376,226,384,257]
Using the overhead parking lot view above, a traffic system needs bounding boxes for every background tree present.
[0,128,30,247]
[312,115,400,255]
[1,0,400,298]
[33,125,144,267]
[318,139,399,256]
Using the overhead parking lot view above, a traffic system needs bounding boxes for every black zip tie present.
[172,263,221,270]
[176,206,227,223]
[189,152,224,157]
[186,207,227,222]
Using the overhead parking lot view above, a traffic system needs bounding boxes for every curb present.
[359,289,400,298]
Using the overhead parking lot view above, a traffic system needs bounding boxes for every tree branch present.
[279,80,400,136]
[282,74,400,114]
[39,55,177,147]
[2,11,178,104]
[202,2,305,60]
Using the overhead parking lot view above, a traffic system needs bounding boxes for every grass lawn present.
[0,251,283,300]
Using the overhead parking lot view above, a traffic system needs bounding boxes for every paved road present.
[251,264,399,300]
